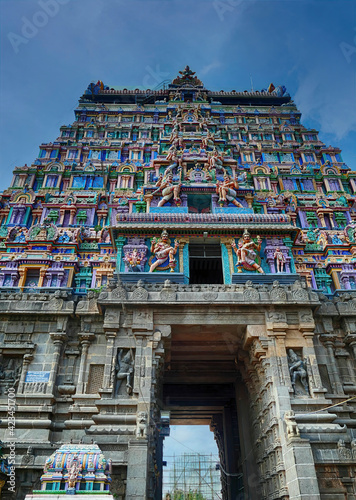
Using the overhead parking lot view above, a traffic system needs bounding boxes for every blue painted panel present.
[72,176,85,188]
[212,207,253,214]
[150,207,188,214]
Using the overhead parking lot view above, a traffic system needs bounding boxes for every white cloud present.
[200,61,222,76]
[294,69,356,140]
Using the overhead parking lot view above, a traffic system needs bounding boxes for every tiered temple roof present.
[0,66,354,295]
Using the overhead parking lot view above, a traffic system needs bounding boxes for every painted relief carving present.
[232,229,265,273]
[149,230,179,272]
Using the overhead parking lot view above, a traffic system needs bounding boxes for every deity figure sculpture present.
[202,131,215,150]
[216,174,243,208]
[317,231,328,249]
[208,148,223,170]
[165,144,177,162]
[288,349,309,394]
[231,229,265,274]
[284,410,300,439]
[152,167,182,207]
[113,349,134,397]
[149,230,179,272]
[136,411,148,439]
[123,248,144,272]
[274,247,286,273]
[67,455,81,489]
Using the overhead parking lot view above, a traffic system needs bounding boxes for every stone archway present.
[161,322,258,500]
[93,282,325,500]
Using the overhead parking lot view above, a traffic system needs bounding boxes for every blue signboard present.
[25,371,50,383]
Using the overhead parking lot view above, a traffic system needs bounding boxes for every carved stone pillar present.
[320,336,344,394]
[210,414,228,500]
[17,354,33,394]
[76,333,95,394]
[178,237,189,276]
[126,440,150,500]
[48,333,66,394]
[334,344,356,389]
[126,321,155,500]
[101,331,117,394]
[301,330,327,398]
[345,334,356,364]
[246,322,321,500]
[69,208,76,225]
[59,210,65,225]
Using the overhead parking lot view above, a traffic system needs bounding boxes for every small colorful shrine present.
[0,66,354,293]
[25,444,113,497]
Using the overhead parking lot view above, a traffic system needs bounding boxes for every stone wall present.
[0,281,355,499]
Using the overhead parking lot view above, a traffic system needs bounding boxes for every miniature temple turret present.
[25,445,113,498]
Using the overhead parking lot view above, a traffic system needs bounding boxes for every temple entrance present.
[159,323,259,500]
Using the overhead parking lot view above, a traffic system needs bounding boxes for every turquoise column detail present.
[183,242,189,284]
[6,207,13,225]
[283,237,296,273]
[115,237,126,274]
[221,243,231,285]
[23,207,31,226]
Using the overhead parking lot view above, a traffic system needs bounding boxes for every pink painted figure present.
[149,230,179,272]
[231,229,265,274]
[165,144,177,162]
[216,174,243,208]
[208,148,223,170]
[274,247,286,273]
[152,171,181,207]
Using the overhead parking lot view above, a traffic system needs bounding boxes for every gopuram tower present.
[0,67,356,500]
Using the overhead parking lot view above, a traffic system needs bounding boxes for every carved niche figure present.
[123,248,145,272]
[165,144,178,162]
[288,349,309,395]
[67,455,81,489]
[0,356,22,394]
[231,229,265,274]
[113,349,134,397]
[208,148,223,170]
[202,130,215,150]
[136,411,148,439]
[216,174,243,208]
[274,247,286,273]
[149,230,179,273]
[152,166,182,207]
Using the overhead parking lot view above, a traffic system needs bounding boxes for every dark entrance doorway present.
[189,241,223,284]
[158,324,260,500]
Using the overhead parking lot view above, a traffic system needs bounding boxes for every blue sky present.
[0,0,355,192]
[164,425,218,456]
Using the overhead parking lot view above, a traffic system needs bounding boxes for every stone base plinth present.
[232,272,301,285]
[119,272,185,283]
